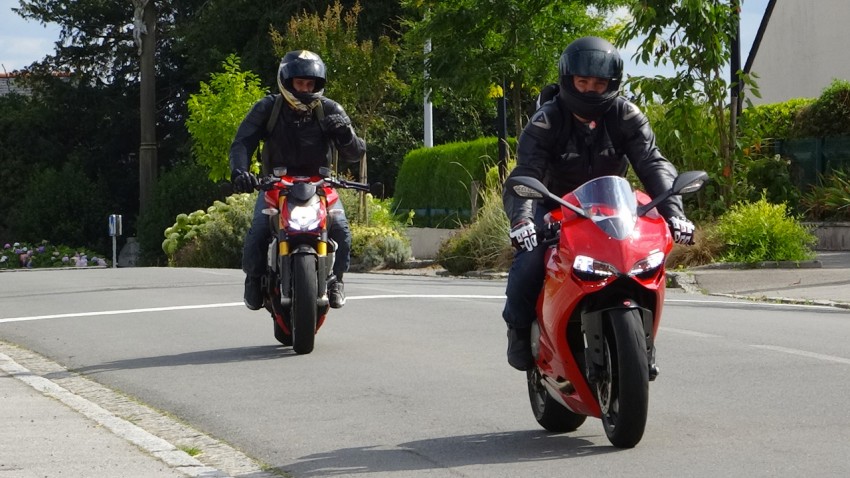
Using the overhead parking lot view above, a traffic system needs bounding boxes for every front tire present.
[527,369,587,432]
[290,254,318,354]
[599,309,649,448]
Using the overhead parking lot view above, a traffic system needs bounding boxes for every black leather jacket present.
[229,94,366,177]
[503,95,684,225]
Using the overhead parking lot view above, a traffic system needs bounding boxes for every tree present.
[185,55,267,182]
[402,0,625,137]
[270,1,405,141]
[615,0,759,209]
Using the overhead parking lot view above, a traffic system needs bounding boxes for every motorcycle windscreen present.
[572,176,637,240]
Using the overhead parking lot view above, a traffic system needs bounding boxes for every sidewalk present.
[0,349,205,477]
[675,250,850,309]
[0,342,274,478]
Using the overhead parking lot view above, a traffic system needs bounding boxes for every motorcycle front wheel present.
[598,308,649,448]
[527,369,587,432]
[290,254,318,354]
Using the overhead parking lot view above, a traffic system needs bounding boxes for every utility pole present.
[133,0,157,214]
[496,80,508,182]
[730,0,741,162]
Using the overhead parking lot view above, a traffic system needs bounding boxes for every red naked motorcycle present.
[504,170,708,448]
[257,167,369,355]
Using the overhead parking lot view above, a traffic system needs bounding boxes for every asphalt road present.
[2,268,850,477]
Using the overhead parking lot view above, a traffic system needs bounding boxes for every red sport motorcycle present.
[504,170,708,448]
[256,166,369,355]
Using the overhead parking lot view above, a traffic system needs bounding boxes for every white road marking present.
[0,303,244,323]
[659,327,722,338]
[0,295,838,324]
[750,345,850,365]
[0,295,505,323]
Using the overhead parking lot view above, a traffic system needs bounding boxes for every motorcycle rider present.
[502,36,696,371]
[230,50,366,311]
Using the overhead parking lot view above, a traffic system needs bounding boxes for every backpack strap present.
[313,99,338,171]
[260,94,284,175]
[266,94,284,134]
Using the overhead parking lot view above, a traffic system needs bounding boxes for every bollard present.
[108,214,123,268]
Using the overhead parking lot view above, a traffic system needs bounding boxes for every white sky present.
[0,0,61,73]
[1,0,770,77]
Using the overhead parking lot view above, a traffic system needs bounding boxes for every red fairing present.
[534,177,673,418]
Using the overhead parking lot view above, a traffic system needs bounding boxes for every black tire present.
[527,369,587,432]
[599,309,649,448]
[290,254,318,354]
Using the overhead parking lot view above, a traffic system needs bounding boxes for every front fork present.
[581,304,659,383]
[269,236,336,308]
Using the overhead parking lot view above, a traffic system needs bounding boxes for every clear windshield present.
[573,176,637,240]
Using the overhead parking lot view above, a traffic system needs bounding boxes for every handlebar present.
[540,221,561,246]
[256,175,370,192]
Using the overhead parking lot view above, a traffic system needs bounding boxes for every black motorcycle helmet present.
[277,50,327,107]
[557,36,623,120]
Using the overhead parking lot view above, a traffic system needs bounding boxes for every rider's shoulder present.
[320,97,347,116]
[526,100,564,136]
[606,97,648,131]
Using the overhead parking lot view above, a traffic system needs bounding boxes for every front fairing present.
[558,176,672,286]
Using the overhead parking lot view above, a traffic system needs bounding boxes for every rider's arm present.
[615,99,685,219]
[324,101,366,163]
[503,103,562,226]
[229,96,274,173]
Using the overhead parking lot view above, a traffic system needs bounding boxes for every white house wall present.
[749,0,850,105]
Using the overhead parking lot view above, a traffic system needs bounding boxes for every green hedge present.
[738,98,814,143]
[392,137,516,226]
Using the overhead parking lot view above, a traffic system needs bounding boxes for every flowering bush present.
[0,241,109,270]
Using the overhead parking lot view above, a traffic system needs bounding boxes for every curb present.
[707,293,850,310]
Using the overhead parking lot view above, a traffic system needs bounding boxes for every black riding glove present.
[321,114,354,144]
[231,169,258,194]
[509,219,539,252]
[667,216,696,245]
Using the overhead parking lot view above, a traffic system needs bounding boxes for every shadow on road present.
[276,430,617,476]
[58,345,295,377]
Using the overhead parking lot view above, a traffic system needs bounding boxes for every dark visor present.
[566,50,620,79]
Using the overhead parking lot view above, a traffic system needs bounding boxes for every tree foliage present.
[186,55,267,182]
[616,0,759,209]
[402,0,624,136]
[270,1,405,140]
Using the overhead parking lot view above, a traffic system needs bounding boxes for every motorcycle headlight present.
[629,250,665,279]
[573,255,619,282]
[288,204,321,231]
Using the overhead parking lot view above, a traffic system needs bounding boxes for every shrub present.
[393,137,516,227]
[801,168,850,221]
[136,162,223,266]
[351,225,410,262]
[711,194,817,263]
[164,193,254,267]
[0,240,108,270]
[356,234,412,270]
[791,79,850,138]
[738,98,814,142]
[436,188,512,275]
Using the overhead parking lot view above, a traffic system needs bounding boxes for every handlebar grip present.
[342,180,370,191]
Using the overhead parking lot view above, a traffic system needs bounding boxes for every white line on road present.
[659,327,722,338]
[0,295,506,323]
[750,345,850,365]
[0,303,245,323]
[0,296,835,325]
